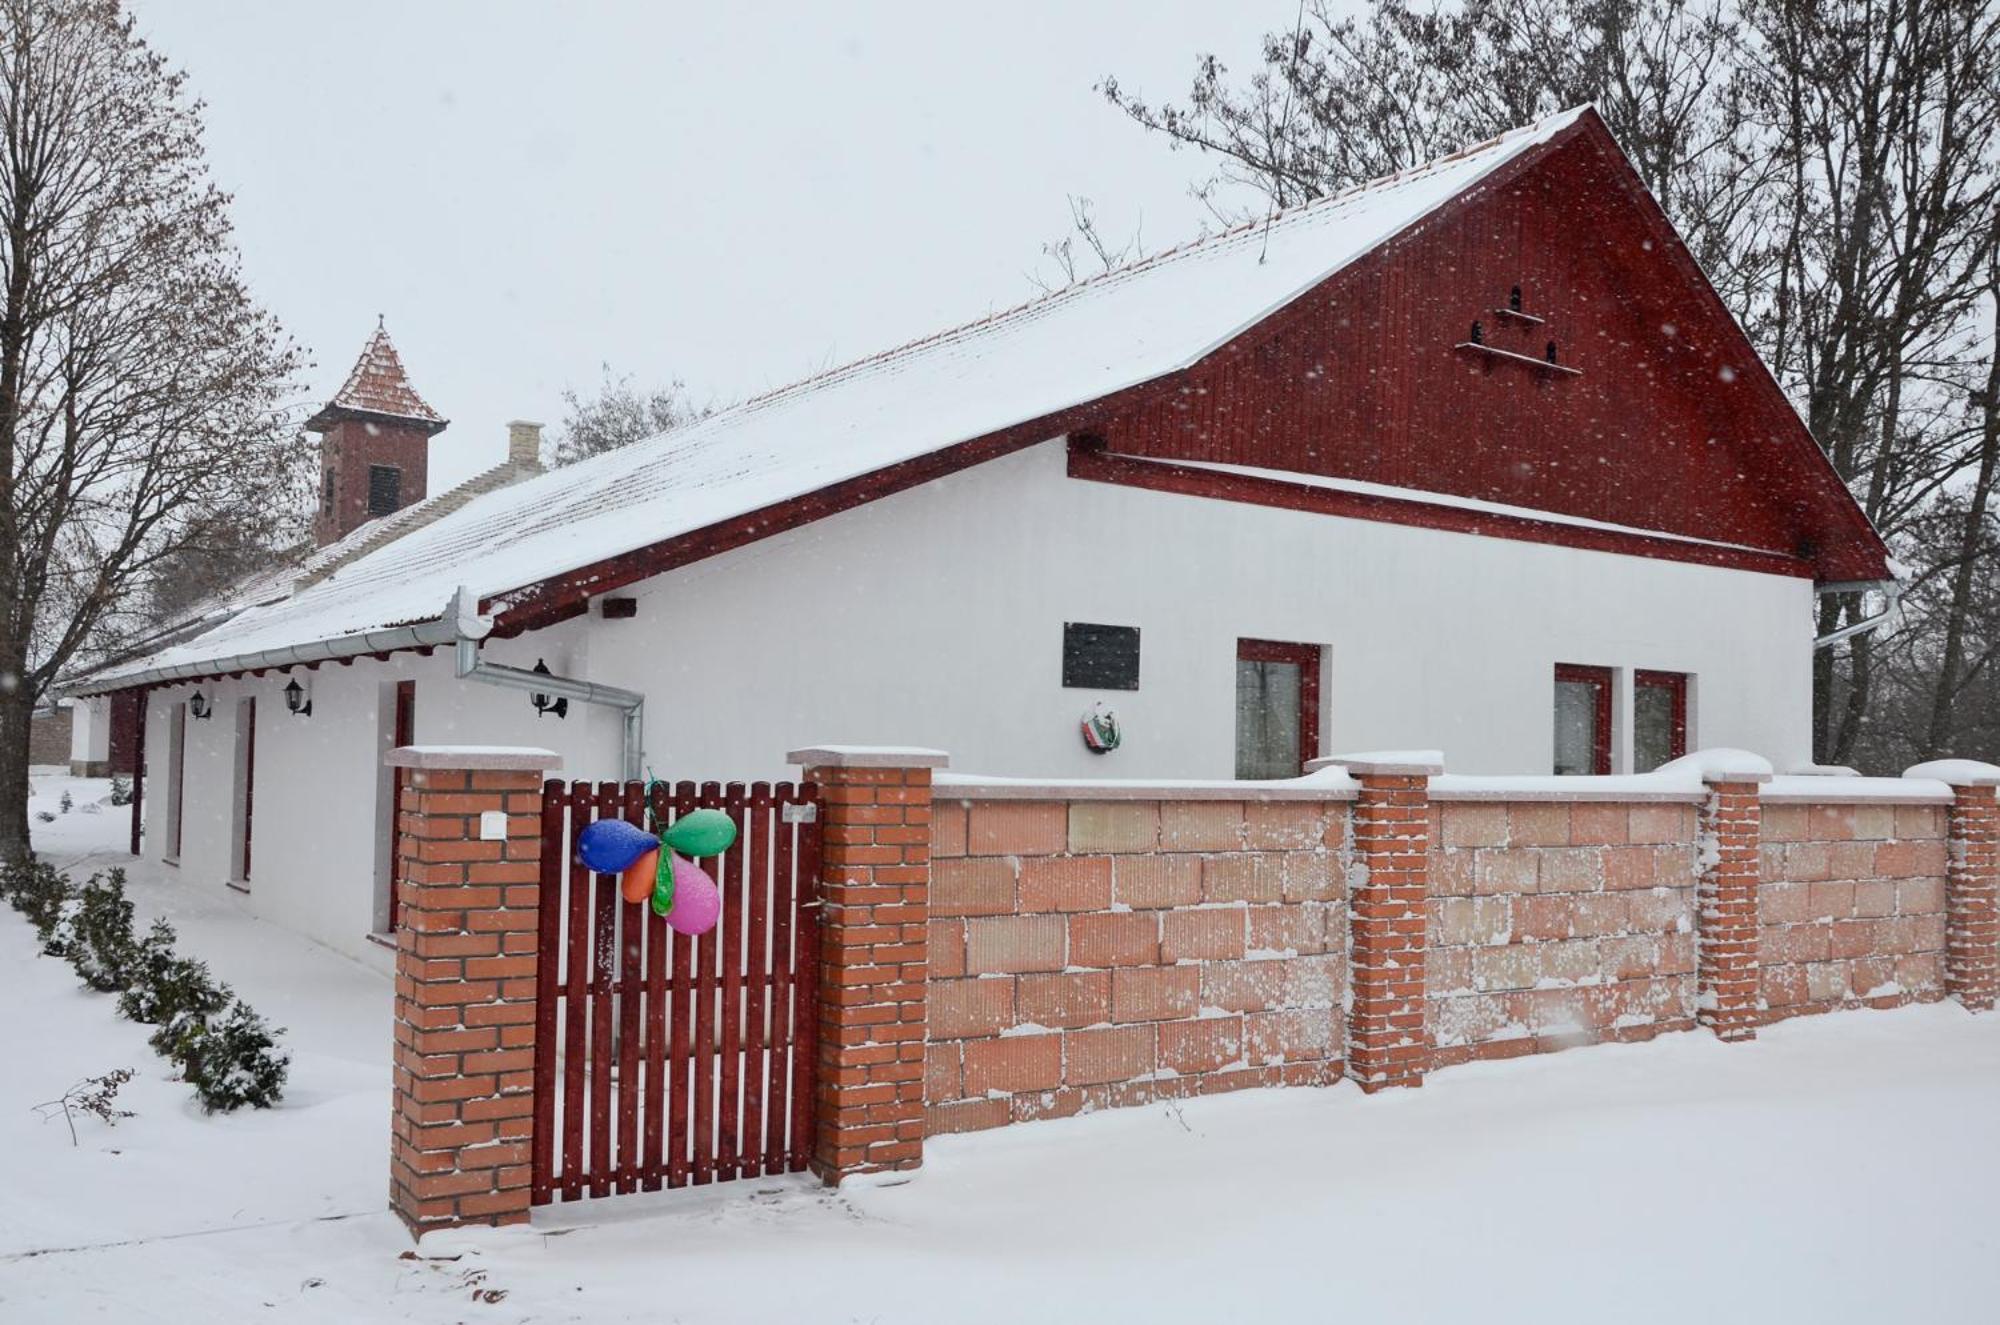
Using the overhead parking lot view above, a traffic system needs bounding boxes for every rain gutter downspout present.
[447,585,645,780]
[1813,578,1902,651]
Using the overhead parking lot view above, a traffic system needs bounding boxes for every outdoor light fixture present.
[188,691,213,721]
[283,676,312,717]
[529,659,569,720]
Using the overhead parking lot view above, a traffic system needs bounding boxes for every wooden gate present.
[530,779,821,1205]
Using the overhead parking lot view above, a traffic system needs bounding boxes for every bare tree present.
[0,0,306,861]
[548,363,704,467]
[1031,195,1149,294]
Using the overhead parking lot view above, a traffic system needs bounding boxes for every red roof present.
[306,323,447,435]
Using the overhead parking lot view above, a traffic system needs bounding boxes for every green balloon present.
[662,808,737,858]
[650,852,675,917]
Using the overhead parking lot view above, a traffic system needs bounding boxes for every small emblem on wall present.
[1081,702,1122,755]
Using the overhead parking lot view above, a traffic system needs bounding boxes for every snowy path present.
[5,774,1999,1322]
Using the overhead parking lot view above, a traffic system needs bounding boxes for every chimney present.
[508,420,544,472]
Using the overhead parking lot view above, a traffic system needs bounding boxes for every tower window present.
[367,464,402,515]
[321,468,335,516]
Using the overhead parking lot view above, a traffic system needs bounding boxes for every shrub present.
[58,790,72,814]
[171,999,289,1113]
[116,919,213,1023]
[51,870,140,992]
[34,809,54,823]
[109,776,133,807]
[4,858,72,943]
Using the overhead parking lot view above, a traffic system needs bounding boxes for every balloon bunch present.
[575,802,735,937]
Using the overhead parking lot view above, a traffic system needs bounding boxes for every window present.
[321,467,335,516]
[1634,670,1688,772]
[230,697,256,887]
[1553,664,1612,775]
[1062,622,1141,690]
[1236,639,1321,779]
[367,463,402,515]
[164,701,187,861]
[378,680,416,933]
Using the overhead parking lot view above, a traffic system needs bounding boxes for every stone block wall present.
[924,794,1349,1134]
[1757,800,1950,1019]
[1426,799,1700,1066]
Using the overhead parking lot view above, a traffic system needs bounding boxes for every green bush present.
[108,776,133,807]
[55,870,141,992]
[170,999,289,1113]
[116,919,230,1027]
[2,858,70,938]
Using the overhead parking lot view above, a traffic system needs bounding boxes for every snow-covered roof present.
[85,108,1590,692]
[306,323,446,434]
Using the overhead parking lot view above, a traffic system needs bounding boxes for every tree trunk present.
[1923,293,2000,759]
[0,679,34,865]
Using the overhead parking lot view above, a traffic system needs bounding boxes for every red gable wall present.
[1092,124,1888,584]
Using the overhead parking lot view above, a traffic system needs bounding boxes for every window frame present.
[1553,663,1613,776]
[1633,668,1689,768]
[1235,638,1322,776]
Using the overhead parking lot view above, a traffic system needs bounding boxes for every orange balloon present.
[620,849,659,903]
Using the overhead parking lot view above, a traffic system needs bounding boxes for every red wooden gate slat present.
[587,780,619,1199]
[790,780,821,1174]
[766,790,796,1175]
[741,783,770,1179]
[530,780,564,1206]
[642,781,669,1193]
[559,783,591,1202]
[669,780,697,1188]
[718,783,746,1183]
[615,781,645,1193]
[529,774,820,1205]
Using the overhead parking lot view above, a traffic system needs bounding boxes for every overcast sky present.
[128,3,1299,487]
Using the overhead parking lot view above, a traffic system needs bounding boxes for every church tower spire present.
[306,321,448,546]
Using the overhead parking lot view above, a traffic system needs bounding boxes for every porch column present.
[1318,753,1440,1092]
[385,744,560,1238]
[789,745,946,1184]
[1907,761,2000,1013]
[1696,772,1767,1042]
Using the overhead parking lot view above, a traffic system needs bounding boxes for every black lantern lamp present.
[530,659,569,720]
[283,676,312,716]
[187,690,213,721]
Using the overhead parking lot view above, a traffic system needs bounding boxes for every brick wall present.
[925,794,1349,1134]
[1427,799,1699,1066]
[1756,800,1950,1020]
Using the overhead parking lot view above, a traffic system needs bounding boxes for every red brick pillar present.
[789,745,946,1183]
[384,746,561,1238]
[1696,774,1765,1042]
[1322,754,1439,1092]
[1907,762,2000,1012]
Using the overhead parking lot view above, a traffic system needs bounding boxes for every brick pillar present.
[1320,754,1439,1092]
[1906,762,2000,1012]
[384,745,561,1238]
[789,745,946,1183]
[1696,775,1765,1042]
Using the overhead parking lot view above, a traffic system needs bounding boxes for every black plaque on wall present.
[1062,622,1141,690]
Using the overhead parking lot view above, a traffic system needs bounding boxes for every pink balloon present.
[665,854,722,936]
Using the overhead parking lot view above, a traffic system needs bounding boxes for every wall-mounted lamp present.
[283,676,312,717]
[188,691,213,721]
[529,659,569,720]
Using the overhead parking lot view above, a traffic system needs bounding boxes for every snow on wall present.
[1756,801,1949,1016]
[1427,800,1700,1060]
[925,796,1349,1134]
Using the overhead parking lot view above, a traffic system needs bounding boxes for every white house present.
[69,108,1894,963]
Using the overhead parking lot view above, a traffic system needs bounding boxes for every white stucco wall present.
[133,438,1814,961]
[70,694,109,765]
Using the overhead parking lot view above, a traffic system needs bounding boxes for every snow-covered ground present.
[6,772,1999,1323]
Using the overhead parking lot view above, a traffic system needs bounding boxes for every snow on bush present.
[2,857,71,939]
[52,870,142,992]
[169,999,289,1113]
[118,919,231,1030]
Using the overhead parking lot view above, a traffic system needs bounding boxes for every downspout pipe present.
[447,585,645,780]
[1813,578,1903,651]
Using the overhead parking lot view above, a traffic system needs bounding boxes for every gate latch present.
[782,802,819,824]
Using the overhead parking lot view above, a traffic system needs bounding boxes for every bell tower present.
[306,320,448,547]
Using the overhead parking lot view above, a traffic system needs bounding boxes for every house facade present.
[70,107,1892,963]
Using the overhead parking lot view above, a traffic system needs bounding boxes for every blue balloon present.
[577,818,659,874]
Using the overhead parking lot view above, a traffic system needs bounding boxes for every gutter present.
[1813,578,1902,651]
[446,586,645,780]
[66,614,466,696]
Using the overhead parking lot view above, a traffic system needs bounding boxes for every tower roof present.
[306,321,448,435]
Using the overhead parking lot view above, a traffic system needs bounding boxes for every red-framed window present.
[1553,663,1612,775]
[1634,669,1689,772]
[388,680,416,929]
[1235,639,1322,778]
